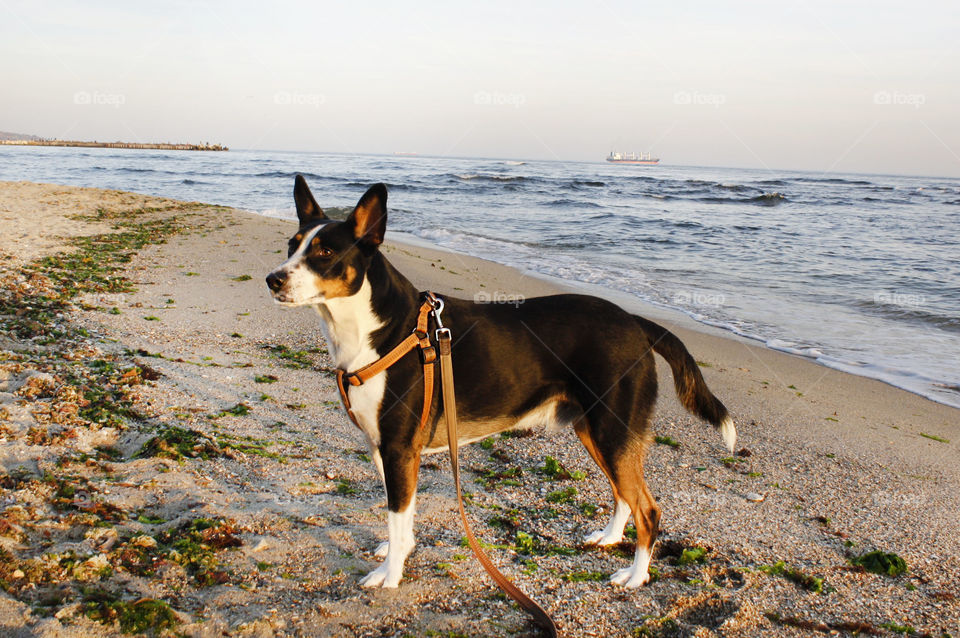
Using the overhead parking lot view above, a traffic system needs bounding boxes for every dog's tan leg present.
[576,422,632,546]
[609,460,661,588]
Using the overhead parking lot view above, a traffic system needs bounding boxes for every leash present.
[335,293,559,637]
[433,297,560,638]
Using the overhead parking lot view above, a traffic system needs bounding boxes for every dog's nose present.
[266,271,287,292]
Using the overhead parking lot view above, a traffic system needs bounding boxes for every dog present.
[266,176,736,589]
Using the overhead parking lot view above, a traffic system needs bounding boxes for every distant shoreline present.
[0,139,227,151]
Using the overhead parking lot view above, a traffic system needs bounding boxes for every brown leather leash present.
[335,292,559,637]
[435,317,560,638]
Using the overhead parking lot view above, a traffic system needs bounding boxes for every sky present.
[1,0,958,177]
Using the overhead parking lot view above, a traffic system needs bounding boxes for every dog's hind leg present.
[576,379,661,586]
[359,448,419,588]
[609,462,661,588]
[576,422,632,546]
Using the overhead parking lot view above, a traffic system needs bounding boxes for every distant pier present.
[0,139,228,151]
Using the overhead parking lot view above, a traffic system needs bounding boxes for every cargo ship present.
[606,151,659,165]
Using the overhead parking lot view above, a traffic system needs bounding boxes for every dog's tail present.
[636,316,737,452]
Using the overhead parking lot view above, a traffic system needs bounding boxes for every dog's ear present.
[348,183,388,246]
[294,175,326,223]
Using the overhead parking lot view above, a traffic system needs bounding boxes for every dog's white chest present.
[316,278,386,446]
[343,377,386,446]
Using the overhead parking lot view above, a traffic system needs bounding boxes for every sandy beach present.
[1,181,958,637]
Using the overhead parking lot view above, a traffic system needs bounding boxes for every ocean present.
[2,145,958,409]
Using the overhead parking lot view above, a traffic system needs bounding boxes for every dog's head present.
[266,176,387,306]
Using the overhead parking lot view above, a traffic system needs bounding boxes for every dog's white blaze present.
[315,277,386,447]
[269,225,329,306]
[287,224,326,264]
[584,497,631,546]
[359,496,416,588]
[721,416,737,453]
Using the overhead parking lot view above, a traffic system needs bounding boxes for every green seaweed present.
[261,344,317,369]
[759,561,826,593]
[336,479,356,495]
[207,402,251,419]
[850,550,908,577]
[539,456,585,481]
[562,570,607,582]
[82,589,178,635]
[137,426,220,461]
[677,546,708,566]
[545,486,577,504]
[880,621,916,635]
[473,466,523,488]
[654,435,680,448]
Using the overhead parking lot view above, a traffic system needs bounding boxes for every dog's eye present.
[314,246,334,258]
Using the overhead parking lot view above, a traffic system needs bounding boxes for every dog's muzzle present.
[266,270,287,293]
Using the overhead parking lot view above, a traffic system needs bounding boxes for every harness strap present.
[336,300,435,432]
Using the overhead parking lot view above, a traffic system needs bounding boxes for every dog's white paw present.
[359,563,402,588]
[584,499,630,547]
[584,529,623,546]
[373,541,390,558]
[609,565,651,588]
[610,545,652,588]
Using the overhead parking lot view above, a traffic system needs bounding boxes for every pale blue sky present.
[2,0,958,176]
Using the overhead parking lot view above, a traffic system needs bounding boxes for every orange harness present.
[335,297,437,433]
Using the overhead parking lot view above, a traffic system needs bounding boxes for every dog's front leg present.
[365,446,391,558]
[359,448,419,588]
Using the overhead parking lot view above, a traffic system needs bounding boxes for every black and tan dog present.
[266,176,736,589]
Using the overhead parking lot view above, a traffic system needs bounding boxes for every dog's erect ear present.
[348,183,388,246]
[294,175,326,223]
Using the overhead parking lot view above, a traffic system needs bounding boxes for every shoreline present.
[2,149,956,412]
[1,181,958,636]
[3,179,957,445]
